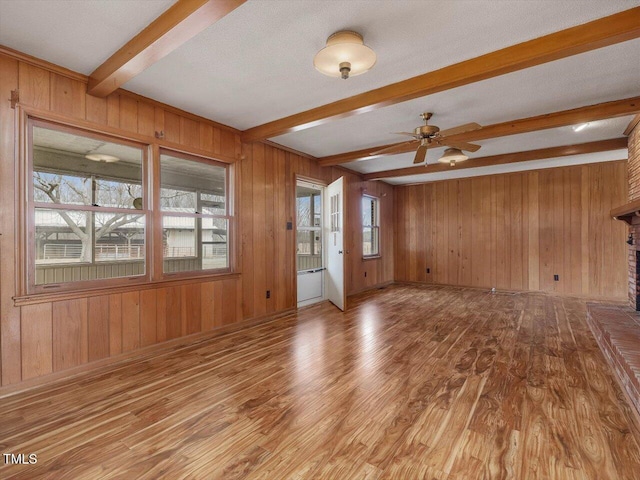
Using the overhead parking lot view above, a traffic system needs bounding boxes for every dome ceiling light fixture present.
[438,148,469,167]
[314,31,376,80]
[85,153,120,163]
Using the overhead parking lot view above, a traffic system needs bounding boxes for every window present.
[30,122,147,290]
[160,151,230,274]
[362,195,380,257]
[296,184,322,271]
[25,118,233,294]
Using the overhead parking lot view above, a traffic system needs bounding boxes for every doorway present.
[296,180,325,307]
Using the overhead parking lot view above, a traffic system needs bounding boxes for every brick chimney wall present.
[630,122,640,201]
[627,122,640,308]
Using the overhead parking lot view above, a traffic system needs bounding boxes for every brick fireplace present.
[629,229,640,310]
[593,117,640,417]
[619,119,640,308]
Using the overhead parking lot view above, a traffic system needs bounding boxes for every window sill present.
[362,255,382,261]
[14,272,240,307]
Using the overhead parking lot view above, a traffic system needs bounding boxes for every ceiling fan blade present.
[442,140,482,152]
[393,131,419,137]
[438,122,482,137]
[413,145,428,164]
[370,140,417,156]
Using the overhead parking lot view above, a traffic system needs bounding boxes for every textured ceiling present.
[0,0,638,185]
[272,39,640,158]
[123,0,638,130]
[0,0,176,74]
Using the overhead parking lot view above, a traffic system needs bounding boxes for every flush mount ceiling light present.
[85,153,120,163]
[572,122,590,132]
[438,148,468,167]
[314,31,376,79]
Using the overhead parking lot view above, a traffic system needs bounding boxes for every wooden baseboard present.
[347,281,394,297]
[393,280,628,303]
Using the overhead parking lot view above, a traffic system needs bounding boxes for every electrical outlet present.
[553,274,559,281]
[266,290,271,299]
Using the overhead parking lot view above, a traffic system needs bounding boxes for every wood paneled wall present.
[0,52,394,387]
[237,142,394,320]
[394,161,628,299]
[0,53,245,387]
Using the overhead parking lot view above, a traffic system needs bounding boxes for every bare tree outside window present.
[33,171,144,262]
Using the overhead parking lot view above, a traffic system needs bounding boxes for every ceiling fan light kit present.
[438,148,469,166]
[314,31,376,79]
[370,113,482,165]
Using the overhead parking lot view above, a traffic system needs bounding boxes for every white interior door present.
[325,177,345,311]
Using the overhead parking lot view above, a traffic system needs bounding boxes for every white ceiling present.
[273,39,640,157]
[1,0,638,185]
[123,0,638,130]
[0,0,176,74]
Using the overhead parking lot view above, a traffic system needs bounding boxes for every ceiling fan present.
[370,113,483,165]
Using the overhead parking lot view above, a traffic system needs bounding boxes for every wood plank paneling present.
[18,62,50,110]
[50,74,85,118]
[140,289,157,347]
[165,286,182,340]
[1,52,245,387]
[121,291,140,352]
[119,95,138,132]
[52,299,88,371]
[85,93,107,125]
[394,161,628,299]
[164,111,181,143]
[156,287,168,343]
[0,55,21,385]
[137,101,155,137]
[87,296,110,362]
[109,294,122,356]
[236,141,394,319]
[183,284,201,335]
[200,282,216,331]
[21,303,52,380]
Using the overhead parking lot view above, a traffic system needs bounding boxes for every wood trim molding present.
[261,139,317,160]
[88,0,247,97]
[363,138,628,181]
[318,143,401,167]
[320,96,640,167]
[242,7,640,142]
[624,114,640,136]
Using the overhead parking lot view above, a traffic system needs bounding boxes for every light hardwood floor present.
[1,285,640,479]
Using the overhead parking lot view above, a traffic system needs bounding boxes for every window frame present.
[158,148,233,279]
[20,111,236,298]
[362,194,381,259]
[26,118,152,294]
